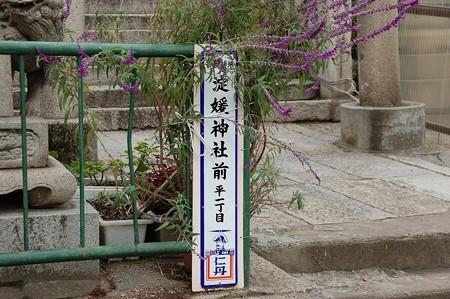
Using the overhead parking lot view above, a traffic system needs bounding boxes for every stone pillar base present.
[340,101,425,151]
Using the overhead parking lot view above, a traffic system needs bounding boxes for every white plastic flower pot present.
[99,218,154,246]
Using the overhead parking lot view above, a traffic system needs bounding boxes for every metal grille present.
[400,3,450,145]
[0,41,250,288]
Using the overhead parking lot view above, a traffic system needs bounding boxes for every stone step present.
[91,106,158,131]
[86,14,151,31]
[90,29,152,44]
[251,212,450,273]
[13,83,327,126]
[87,97,336,131]
[85,0,155,14]
[13,87,154,110]
[56,76,324,129]
[82,79,316,106]
[293,267,450,299]
[83,86,152,108]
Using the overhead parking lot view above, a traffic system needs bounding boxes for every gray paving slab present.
[271,184,395,225]
[274,151,346,186]
[270,123,340,156]
[389,173,450,201]
[97,129,157,161]
[385,142,450,169]
[251,205,309,228]
[104,258,190,296]
[281,122,342,142]
[382,154,450,176]
[309,152,432,179]
[322,176,450,216]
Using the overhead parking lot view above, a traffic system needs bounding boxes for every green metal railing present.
[0,41,250,286]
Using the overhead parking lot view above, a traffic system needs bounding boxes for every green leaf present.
[155,221,171,231]
[289,191,305,210]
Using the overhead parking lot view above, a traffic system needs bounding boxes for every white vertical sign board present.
[192,45,244,292]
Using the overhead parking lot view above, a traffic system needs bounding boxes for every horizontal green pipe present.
[0,41,194,57]
[0,242,189,267]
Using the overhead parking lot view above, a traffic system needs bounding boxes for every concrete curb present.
[252,212,450,273]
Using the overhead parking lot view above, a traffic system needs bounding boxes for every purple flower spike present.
[305,80,320,95]
[263,87,293,117]
[269,136,321,185]
[63,0,71,23]
[36,47,63,64]
[120,48,136,66]
[119,80,140,93]
[77,30,99,43]
[205,0,229,40]
[77,44,94,77]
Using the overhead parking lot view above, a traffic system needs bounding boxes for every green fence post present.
[127,67,140,245]
[19,55,30,252]
[77,57,86,248]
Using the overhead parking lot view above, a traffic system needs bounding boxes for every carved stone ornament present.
[0,129,39,162]
[0,0,65,72]
[0,117,48,169]
[0,156,77,207]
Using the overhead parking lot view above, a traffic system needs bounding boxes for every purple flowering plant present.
[41,31,141,119]
[41,0,419,218]
[149,0,418,213]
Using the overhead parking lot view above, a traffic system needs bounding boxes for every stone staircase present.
[83,1,156,131]
[81,0,329,131]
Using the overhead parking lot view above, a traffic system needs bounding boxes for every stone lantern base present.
[340,101,425,151]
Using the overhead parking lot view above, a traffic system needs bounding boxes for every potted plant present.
[88,187,153,246]
[64,141,185,246]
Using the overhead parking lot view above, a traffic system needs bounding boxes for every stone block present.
[0,156,77,207]
[63,1,85,40]
[270,99,332,123]
[83,85,151,108]
[92,107,159,131]
[0,196,99,282]
[0,117,48,169]
[280,80,317,101]
[0,55,13,117]
[48,119,98,164]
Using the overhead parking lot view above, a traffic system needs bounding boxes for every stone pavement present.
[85,122,450,298]
[15,121,443,299]
[247,122,450,298]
